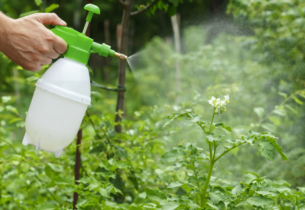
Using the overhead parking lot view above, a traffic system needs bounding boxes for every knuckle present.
[37,45,49,54]
[45,33,55,42]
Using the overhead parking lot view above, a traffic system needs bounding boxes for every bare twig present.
[130,0,160,16]
[116,0,127,8]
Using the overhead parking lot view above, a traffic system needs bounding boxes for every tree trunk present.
[73,1,92,208]
[104,20,110,85]
[73,129,82,209]
[115,0,132,133]
[171,14,181,98]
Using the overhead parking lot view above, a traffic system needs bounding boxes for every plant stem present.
[201,108,216,208]
[214,142,246,163]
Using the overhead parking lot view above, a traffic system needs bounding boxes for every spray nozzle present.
[51,3,128,64]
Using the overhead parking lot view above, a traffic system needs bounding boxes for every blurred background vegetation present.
[0,0,305,209]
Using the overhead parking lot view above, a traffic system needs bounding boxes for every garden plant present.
[0,0,305,209]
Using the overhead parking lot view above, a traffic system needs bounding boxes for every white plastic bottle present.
[22,57,91,157]
[22,4,127,158]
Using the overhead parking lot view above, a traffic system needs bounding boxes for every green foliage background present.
[0,0,305,209]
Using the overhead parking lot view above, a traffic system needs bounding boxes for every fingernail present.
[61,20,67,25]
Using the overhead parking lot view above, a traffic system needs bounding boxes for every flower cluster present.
[208,94,230,114]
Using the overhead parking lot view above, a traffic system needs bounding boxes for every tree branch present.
[130,0,160,16]
[116,0,127,8]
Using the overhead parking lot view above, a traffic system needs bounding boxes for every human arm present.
[0,12,67,71]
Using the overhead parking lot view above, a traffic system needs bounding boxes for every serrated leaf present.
[45,4,59,13]
[262,134,289,161]
[246,196,273,206]
[258,139,275,161]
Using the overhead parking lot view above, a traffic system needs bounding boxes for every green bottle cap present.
[84,4,100,22]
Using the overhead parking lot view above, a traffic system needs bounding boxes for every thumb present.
[33,13,67,26]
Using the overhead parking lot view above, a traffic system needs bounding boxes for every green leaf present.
[99,187,110,198]
[45,165,54,178]
[6,105,19,115]
[9,118,23,124]
[2,96,11,103]
[160,149,184,163]
[261,123,276,133]
[36,203,56,210]
[258,139,275,161]
[91,91,101,102]
[209,192,225,204]
[278,91,287,98]
[145,188,166,204]
[20,10,39,18]
[262,134,289,161]
[161,201,180,210]
[222,124,232,132]
[0,106,3,112]
[292,96,303,105]
[254,107,264,119]
[26,76,40,82]
[35,0,42,6]
[245,173,259,184]
[246,196,273,206]
[167,4,177,16]
[167,181,184,188]
[169,0,179,7]
[232,184,243,195]
[268,116,281,126]
[45,4,59,13]
[256,191,279,196]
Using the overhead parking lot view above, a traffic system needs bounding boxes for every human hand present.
[0,13,67,71]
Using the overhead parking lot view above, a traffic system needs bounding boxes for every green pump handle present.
[51,3,127,65]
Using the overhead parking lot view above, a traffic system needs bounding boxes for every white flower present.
[208,96,221,107]
[224,94,230,104]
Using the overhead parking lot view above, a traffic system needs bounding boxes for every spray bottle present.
[22,4,127,158]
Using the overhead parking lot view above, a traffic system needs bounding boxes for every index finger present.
[52,35,67,54]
